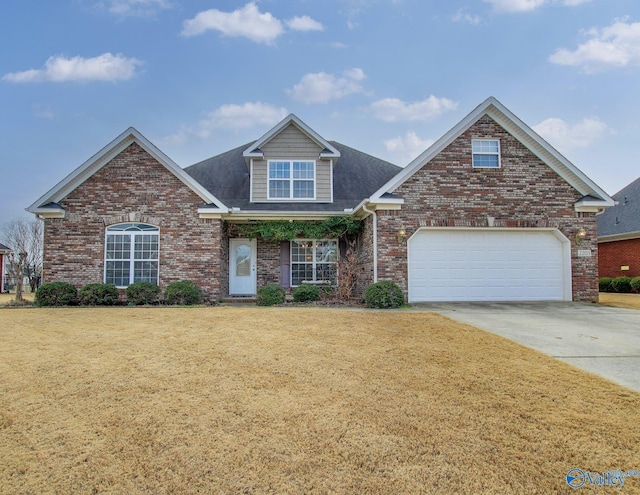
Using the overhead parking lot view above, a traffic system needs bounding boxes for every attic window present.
[472,139,501,168]
[268,160,315,200]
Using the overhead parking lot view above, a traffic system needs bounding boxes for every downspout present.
[361,202,377,282]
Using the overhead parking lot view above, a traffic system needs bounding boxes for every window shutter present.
[280,240,290,288]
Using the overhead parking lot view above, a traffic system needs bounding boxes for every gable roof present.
[27,127,228,217]
[369,97,614,210]
[243,114,340,160]
[185,141,400,213]
[597,176,640,240]
[0,243,11,253]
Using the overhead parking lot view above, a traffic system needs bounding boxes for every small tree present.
[335,240,360,301]
[1,218,43,302]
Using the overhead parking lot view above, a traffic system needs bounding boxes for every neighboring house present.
[27,97,613,303]
[597,176,640,278]
[0,243,10,292]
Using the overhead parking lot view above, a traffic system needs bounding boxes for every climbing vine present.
[231,216,363,241]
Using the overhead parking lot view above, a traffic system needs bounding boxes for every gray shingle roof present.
[597,176,640,238]
[0,243,11,252]
[184,141,401,212]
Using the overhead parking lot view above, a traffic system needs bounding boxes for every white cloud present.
[533,117,611,152]
[161,101,288,145]
[330,41,347,49]
[549,19,640,73]
[181,4,324,44]
[200,102,288,132]
[384,131,435,165]
[287,69,366,104]
[452,8,482,25]
[484,0,590,13]
[105,0,173,17]
[181,3,284,44]
[2,53,142,83]
[286,15,324,32]
[484,0,547,13]
[370,95,457,122]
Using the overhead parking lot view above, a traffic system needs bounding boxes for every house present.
[27,97,613,303]
[597,176,640,278]
[0,243,10,293]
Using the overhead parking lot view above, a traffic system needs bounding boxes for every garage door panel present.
[408,230,569,302]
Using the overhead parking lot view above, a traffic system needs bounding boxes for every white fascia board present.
[225,210,351,222]
[27,127,228,214]
[28,206,66,219]
[574,197,614,212]
[369,96,614,205]
[197,208,224,219]
[598,231,640,243]
[242,114,340,159]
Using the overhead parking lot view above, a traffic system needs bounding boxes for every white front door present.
[229,238,257,295]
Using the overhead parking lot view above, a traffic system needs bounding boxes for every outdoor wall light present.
[397,225,407,243]
[575,228,586,244]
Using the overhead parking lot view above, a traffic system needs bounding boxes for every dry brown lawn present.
[599,292,640,310]
[1,307,639,494]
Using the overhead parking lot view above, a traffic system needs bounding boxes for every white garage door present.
[408,229,570,302]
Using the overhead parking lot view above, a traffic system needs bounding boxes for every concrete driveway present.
[417,302,640,393]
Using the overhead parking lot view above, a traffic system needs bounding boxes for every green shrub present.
[598,277,613,292]
[631,277,640,294]
[365,281,404,309]
[79,283,119,306]
[256,284,286,306]
[293,284,320,303]
[165,280,204,305]
[35,281,78,307]
[125,282,160,305]
[611,276,633,293]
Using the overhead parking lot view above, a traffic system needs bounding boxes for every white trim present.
[224,211,352,221]
[361,203,378,282]
[598,231,640,243]
[369,97,614,207]
[266,160,317,201]
[407,227,572,302]
[472,139,501,168]
[574,197,611,213]
[103,223,160,288]
[28,205,66,218]
[243,114,340,160]
[249,158,254,202]
[290,239,338,287]
[329,159,334,203]
[27,127,229,215]
[229,238,257,295]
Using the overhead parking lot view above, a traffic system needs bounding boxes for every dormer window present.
[268,160,315,200]
[472,139,501,168]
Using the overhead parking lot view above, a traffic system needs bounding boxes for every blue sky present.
[2,0,640,221]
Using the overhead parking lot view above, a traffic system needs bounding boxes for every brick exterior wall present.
[257,239,281,288]
[598,238,640,278]
[375,115,599,302]
[43,143,225,301]
[354,215,375,298]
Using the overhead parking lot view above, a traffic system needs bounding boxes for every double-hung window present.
[268,160,315,199]
[291,240,338,286]
[105,223,159,287]
[472,139,501,168]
